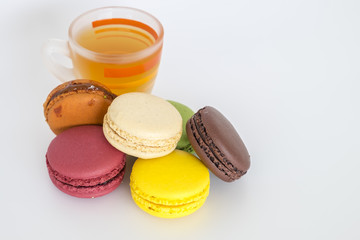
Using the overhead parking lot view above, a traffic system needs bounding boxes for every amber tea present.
[43,7,164,95]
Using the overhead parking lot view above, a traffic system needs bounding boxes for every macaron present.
[103,92,182,159]
[167,100,195,153]
[46,125,126,198]
[130,150,210,218]
[43,79,117,135]
[186,106,250,182]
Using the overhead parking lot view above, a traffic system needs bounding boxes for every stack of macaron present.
[43,79,250,218]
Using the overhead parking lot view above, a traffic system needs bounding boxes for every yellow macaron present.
[130,150,210,218]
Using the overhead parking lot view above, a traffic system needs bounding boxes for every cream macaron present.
[103,92,182,159]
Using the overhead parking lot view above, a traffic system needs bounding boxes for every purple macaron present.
[46,125,126,198]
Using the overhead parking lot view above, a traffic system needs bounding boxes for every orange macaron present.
[43,79,117,134]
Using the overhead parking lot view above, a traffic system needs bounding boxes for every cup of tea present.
[43,7,164,95]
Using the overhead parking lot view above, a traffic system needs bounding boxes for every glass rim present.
[68,6,164,62]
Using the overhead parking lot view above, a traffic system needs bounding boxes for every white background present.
[1,0,359,239]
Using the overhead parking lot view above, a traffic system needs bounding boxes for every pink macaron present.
[46,125,126,198]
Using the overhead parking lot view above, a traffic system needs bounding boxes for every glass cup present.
[43,7,164,95]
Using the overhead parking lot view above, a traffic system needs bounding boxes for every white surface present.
[1,0,359,239]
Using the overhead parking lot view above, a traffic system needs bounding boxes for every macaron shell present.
[130,150,210,218]
[107,93,182,140]
[186,106,250,182]
[46,93,113,134]
[44,79,116,135]
[47,126,125,179]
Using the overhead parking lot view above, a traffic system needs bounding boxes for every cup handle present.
[42,39,75,82]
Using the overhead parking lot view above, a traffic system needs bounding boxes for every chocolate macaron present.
[43,79,117,135]
[186,106,250,182]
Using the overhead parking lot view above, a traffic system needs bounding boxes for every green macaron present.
[168,100,195,153]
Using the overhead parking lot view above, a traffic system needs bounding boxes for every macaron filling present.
[46,81,116,110]
[45,81,117,109]
[189,111,247,181]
